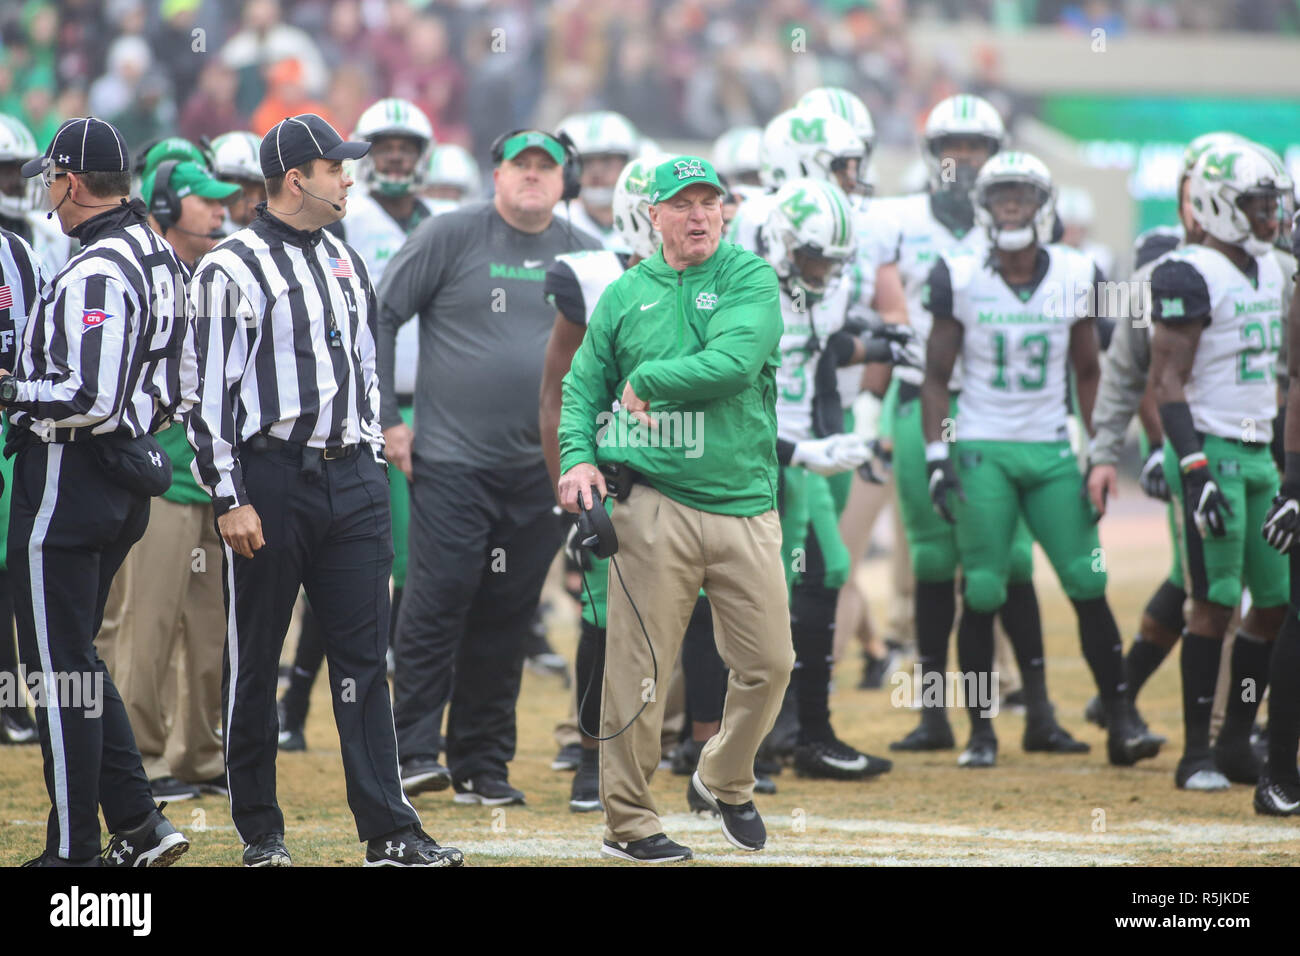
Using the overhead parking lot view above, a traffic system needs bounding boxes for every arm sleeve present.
[375,214,450,429]
[921,257,954,321]
[1088,318,1149,465]
[630,259,782,403]
[558,290,621,474]
[11,270,132,427]
[1150,259,1211,326]
[544,259,587,326]
[184,264,255,514]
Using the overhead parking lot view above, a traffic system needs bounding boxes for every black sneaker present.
[243,832,292,867]
[452,776,525,806]
[601,832,693,863]
[0,710,38,745]
[957,731,997,768]
[195,774,229,798]
[365,825,464,867]
[149,776,202,801]
[1215,733,1262,784]
[794,737,892,780]
[754,772,777,795]
[691,771,765,851]
[103,804,189,867]
[551,742,582,771]
[1254,776,1300,816]
[670,737,703,776]
[569,749,601,813]
[1023,708,1091,754]
[890,712,956,751]
[858,648,895,690]
[401,757,452,796]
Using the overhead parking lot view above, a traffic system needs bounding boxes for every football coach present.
[557,155,794,863]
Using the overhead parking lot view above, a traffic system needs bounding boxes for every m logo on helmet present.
[1202,152,1239,182]
[674,159,706,180]
[779,188,818,229]
[1161,298,1184,318]
[789,117,826,144]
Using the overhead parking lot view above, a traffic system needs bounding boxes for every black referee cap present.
[21,117,130,178]
[260,114,370,179]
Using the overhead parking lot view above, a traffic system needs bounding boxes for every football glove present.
[1138,446,1170,501]
[859,325,919,368]
[1179,452,1232,538]
[926,449,964,524]
[1262,493,1300,554]
[792,434,871,476]
[857,439,892,484]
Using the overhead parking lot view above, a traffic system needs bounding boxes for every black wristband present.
[776,437,796,467]
[1157,401,1202,462]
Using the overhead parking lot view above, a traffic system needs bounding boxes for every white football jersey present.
[339,192,443,396]
[725,190,778,255]
[775,280,852,443]
[945,244,1097,443]
[875,193,989,387]
[553,200,624,252]
[1151,244,1284,443]
[546,248,627,326]
[25,211,75,280]
[837,201,903,406]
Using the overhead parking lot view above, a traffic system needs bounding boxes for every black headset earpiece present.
[150,159,182,231]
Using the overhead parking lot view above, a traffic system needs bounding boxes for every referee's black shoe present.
[691,771,765,851]
[243,833,292,867]
[601,833,693,863]
[890,710,956,751]
[365,825,464,867]
[103,804,190,867]
[452,775,525,806]
[401,757,452,796]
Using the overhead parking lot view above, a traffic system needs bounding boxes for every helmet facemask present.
[360,133,430,198]
[976,178,1054,251]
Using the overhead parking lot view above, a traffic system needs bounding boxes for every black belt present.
[245,434,361,462]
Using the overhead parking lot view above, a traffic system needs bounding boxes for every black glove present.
[1262,494,1300,553]
[859,325,919,368]
[1179,452,1233,538]
[927,456,965,524]
[857,439,892,484]
[1138,446,1170,501]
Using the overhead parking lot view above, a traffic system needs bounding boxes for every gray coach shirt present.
[376,200,600,469]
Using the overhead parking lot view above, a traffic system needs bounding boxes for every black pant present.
[394,459,562,780]
[221,445,417,843]
[9,441,154,860]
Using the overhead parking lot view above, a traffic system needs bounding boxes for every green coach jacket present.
[559,240,783,517]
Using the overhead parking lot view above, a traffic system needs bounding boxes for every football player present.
[420,143,482,206]
[1149,141,1291,790]
[922,151,1163,768]
[554,111,640,249]
[209,130,266,229]
[0,113,75,277]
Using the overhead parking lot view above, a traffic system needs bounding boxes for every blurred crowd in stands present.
[0,0,1295,166]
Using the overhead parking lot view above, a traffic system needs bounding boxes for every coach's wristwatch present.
[0,374,17,406]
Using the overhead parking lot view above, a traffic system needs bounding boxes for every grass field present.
[3,482,1298,866]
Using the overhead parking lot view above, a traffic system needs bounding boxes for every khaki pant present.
[97,497,226,782]
[600,485,794,842]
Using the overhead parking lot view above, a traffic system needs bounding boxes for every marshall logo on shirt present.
[488,262,546,281]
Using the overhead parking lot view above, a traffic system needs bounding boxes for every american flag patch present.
[0,285,11,310]
[328,257,353,278]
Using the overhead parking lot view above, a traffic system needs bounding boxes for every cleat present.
[149,776,202,801]
[0,710,38,745]
[1254,777,1300,816]
[1214,735,1262,785]
[104,803,189,867]
[452,776,525,806]
[890,713,956,752]
[691,771,765,851]
[754,772,777,795]
[1083,695,1106,729]
[1023,708,1091,754]
[957,732,997,768]
[243,832,292,867]
[1176,755,1231,791]
[601,833,692,863]
[401,757,452,796]
[551,742,582,771]
[568,749,601,813]
[365,825,463,867]
[1103,697,1163,766]
[794,737,891,780]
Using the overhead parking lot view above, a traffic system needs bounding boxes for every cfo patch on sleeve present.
[82,309,112,329]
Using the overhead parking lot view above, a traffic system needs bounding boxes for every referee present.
[4,117,190,866]
[182,113,462,867]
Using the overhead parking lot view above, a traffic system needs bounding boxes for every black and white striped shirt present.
[0,226,44,370]
[8,200,188,442]
[181,205,383,514]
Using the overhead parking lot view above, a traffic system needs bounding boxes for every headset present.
[149,159,183,231]
[489,128,582,202]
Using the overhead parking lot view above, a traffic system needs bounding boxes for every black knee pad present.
[1143,579,1187,635]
